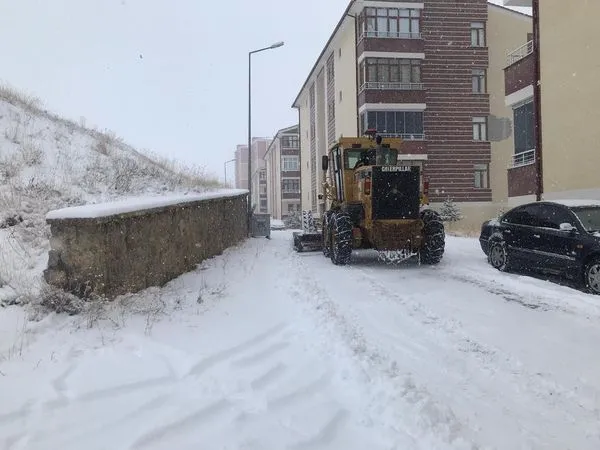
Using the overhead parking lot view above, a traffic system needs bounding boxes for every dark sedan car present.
[479,200,600,294]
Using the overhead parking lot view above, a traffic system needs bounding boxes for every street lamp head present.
[270,41,284,49]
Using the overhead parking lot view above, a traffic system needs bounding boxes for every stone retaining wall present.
[44,191,248,299]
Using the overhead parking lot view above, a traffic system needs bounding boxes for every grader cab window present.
[344,147,399,169]
[345,150,364,169]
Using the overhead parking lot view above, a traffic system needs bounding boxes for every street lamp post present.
[247,41,284,234]
[224,158,236,186]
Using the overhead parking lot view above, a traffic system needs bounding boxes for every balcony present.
[358,87,426,106]
[508,149,537,198]
[506,40,533,66]
[357,31,424,55]
[359,31,422,41]
[504,41,534,98]
[359,82,424,92]
[512,148,535,168]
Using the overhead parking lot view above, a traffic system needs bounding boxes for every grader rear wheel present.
[420,209,445,265]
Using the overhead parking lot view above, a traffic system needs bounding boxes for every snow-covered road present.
[1,231,600,449]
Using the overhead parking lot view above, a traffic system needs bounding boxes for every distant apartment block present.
[503,0,600,204]
[249,137,272,214]
[292,0,532,230]
[234,144,248,190]
[265,125,301,220]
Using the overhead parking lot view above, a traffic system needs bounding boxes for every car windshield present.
[572,207,600,232]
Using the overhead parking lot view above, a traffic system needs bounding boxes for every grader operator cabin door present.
[332,147,344,202]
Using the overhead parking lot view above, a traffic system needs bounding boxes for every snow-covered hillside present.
[0,84,221,306]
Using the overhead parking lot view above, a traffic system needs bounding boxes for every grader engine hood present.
[371,166,421,220]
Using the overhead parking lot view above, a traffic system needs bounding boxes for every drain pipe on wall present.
[533,0,544,201]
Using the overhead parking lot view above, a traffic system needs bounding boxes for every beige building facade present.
[504,0,600,204]
[293,0,533,233]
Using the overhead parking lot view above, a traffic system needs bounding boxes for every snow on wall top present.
[46,189,248,220]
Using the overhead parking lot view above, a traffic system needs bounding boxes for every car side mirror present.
[322,155,329,172]
[559,223,577,233]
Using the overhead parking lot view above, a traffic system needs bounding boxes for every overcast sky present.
[0,0,529,182]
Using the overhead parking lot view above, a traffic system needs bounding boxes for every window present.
[359,7,421,39]
[282,179,300,193]
[338,48,342,58]
[572,207,600,232]
[259,170,266,181]
[359,58,422,88]
[474,164,489,189]
[281,135,299,148]
[360,111,424,139]
[326,54,335,81]
[472,117,487,141]
[472,69,486,93]
[503,205,542,227]
[513,101,534,153]
[328,100,335,122]
[282,155,299,171]
[538,205,576,230]
[288,203,300,213]
[259,184,267,195]
[260,199,267,211]
[471,22,486,47]
[339,90,343,102]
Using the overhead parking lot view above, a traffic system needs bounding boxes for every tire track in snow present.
[231,341,291,367]
[249,362,288,390]
[187,322,288,376]
[266,372,331,411]
[343,252,600,447]
[284,250,477,449]
[129,398,233,450]
[290,409,350,449]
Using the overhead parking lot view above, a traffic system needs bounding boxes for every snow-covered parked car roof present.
[543,199,600,208]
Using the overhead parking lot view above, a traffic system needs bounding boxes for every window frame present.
[471,22,486,47]
[360,110,424,139]
[281,178,301,193]
[474,163,489,189]
[472,117,488,141]
[282,155,299,171]
[360,7,421,39]
[472,68,486,94]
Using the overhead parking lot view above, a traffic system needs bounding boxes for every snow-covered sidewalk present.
[1,231,600,449]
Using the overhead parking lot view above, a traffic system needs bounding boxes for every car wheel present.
[488,240,511,272]
[584,258,600,295]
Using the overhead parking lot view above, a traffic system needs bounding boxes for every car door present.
[532,204,580,273]
[500,205,541,265]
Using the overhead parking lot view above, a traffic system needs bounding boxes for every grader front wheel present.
[330,212,353,266]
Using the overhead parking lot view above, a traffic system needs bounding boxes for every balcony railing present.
[359,31,422,41]
[512,148,536,168]
[506,40,533,66]
[377,132,425,140]
[360,82,424,92]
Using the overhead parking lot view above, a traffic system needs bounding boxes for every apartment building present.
[293,0,532,231]
[503,0,600,203]
[234,144,248,190]
[264,125,301,220]
[249,137,272,214]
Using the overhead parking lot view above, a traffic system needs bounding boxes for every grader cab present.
[293,133,445,266]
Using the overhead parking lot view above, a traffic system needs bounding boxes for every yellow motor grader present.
[293,133,445,266]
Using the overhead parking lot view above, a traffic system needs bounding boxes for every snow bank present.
[46,189,248,220]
